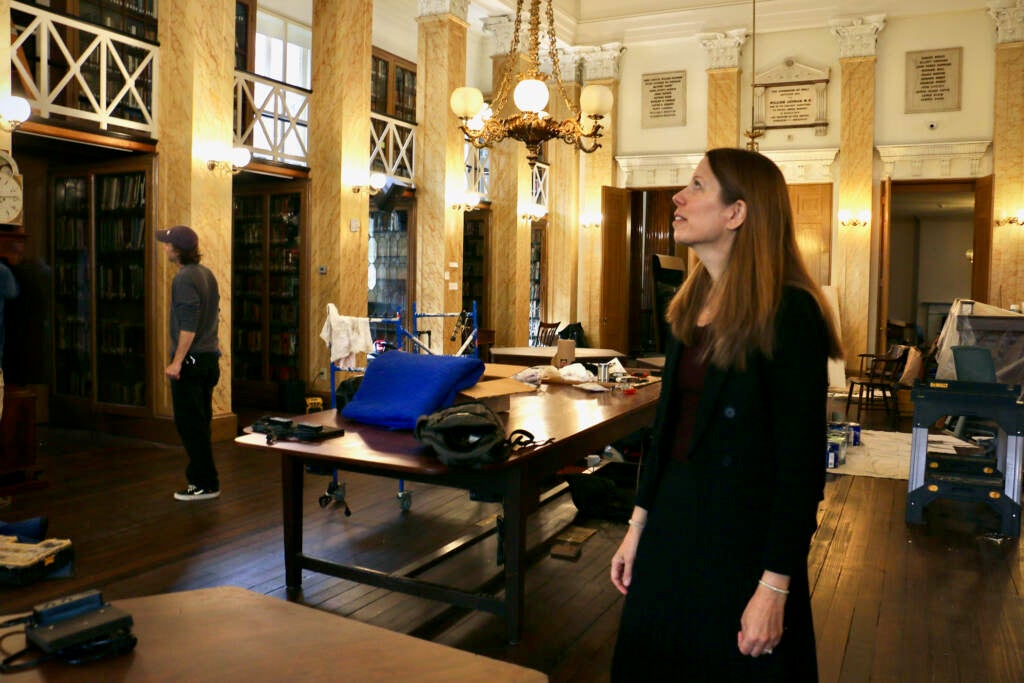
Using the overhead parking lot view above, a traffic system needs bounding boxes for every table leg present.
[502,468,527,644]
[282,455,304,590]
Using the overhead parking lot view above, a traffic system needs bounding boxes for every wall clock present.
[0,151,23,226]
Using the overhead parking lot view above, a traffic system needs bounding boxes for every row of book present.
[54,178,89,214]
[98,380,146,407]
[98,320,145,355]
[235,300,262,324]
[97,215,146,251]
[97,264,145,300]
[98,172,145,211]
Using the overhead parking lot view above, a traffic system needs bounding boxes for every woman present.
[610,148,843,681]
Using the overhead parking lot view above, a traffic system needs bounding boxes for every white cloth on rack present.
[320,303,375,368]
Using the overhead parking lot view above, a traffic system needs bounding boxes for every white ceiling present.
[259,0,994,44]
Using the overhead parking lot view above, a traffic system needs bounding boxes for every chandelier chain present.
[491,0,526,117]
[546,0,579,118]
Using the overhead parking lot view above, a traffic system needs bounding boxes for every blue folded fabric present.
[341,351,485,429]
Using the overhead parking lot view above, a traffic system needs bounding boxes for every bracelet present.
[627,519,645,530]
[758,579,789,595]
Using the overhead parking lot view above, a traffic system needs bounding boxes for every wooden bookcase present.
[529,220,546,344]
[371,47,417,124]
[231,182,308,406]
[462,209,489,329]
[50,156,155,418]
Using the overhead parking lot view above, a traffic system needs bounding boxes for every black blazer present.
[636,286,829,577]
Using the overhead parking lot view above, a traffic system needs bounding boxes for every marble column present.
[830,15,885,365]
[308,0,372,388]
[542,46,582,330]
[578,45,621,349]
[988,3,1024,307]
[485,17,533,347]
[699,29,747,149]
[155,0,235,427]
[416,1,470,353]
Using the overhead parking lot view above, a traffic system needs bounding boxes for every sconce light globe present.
[513,79,549,114]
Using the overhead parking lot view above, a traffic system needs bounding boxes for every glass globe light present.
[513,79,549,114]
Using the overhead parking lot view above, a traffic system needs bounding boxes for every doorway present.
[880,178,992,350]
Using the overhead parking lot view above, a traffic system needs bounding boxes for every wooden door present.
[972,175,993,303]
[876,176,892,353]
[600,186,631,352]
[787,183,833,286]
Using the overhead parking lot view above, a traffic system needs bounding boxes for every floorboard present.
[2,424,1024,681]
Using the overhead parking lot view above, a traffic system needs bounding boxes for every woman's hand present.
[736,572,788,657]
[610,514,646,594]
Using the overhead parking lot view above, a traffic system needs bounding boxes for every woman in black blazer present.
[610,148,843,682]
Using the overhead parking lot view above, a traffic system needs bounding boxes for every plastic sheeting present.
[933,299,1024,385]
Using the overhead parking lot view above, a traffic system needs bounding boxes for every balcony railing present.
[370,112,415,184]
[234,71,310,167]
[11,1,158,135]
[532,162,549,209]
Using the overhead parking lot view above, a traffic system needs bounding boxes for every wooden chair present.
[845,344,911,424]
[535,321,561,346]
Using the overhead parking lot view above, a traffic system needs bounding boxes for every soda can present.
[849,422,861,446]
[826,440,839,468]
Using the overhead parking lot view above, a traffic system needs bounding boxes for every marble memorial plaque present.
[905,47,961,113]
[641,71,686,129]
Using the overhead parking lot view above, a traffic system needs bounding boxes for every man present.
[157,225,222,501]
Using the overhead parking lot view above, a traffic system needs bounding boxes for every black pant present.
[170,353,221,491]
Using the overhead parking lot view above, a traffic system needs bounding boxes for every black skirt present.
[611,459,819,683]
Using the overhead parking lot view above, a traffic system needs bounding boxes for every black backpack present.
[415,402,539,467]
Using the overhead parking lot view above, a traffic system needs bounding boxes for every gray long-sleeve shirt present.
[169,263,219,357]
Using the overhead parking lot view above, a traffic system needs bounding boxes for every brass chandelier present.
[449,0,613,167]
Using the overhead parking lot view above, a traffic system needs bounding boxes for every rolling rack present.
[323,303,480,513]
[906,379,1024,536]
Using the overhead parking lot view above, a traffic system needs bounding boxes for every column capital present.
[576,43,623,82]
[697,29,748,70]
[483,15,515,56]
[988,1,1024,44]
[418,0,469,23]
[829,15,886,58]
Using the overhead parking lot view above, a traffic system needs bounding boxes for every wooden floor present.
[2,417,1023,682]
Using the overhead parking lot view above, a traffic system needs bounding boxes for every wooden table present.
[0,586,547,681]
[235,382,658,643]
[489,346,627,366]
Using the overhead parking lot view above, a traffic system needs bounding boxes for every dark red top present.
[670,328,709,462]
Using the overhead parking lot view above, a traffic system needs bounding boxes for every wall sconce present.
[353,171,387,196]
[520,202,547,222]
[207,146,252,175]
[965,248,974,264]
[838,209,871,229]
[580,211,602,230]
[995,209,1024,226]
[0,95,30,132]
[451,190,482,212]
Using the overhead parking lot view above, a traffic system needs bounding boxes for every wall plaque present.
[905,47,961,113]
[752,58,830,136]
[641,71,686,129]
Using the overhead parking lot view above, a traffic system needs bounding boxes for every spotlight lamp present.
[0,95,31,133]
[353,171,387,196]
[520,202,547,222]
[995,209,1024,226]
[451,191,483,212]
[206,146,252,175]
[838,209,871,229]
[580,211,602,229]
[449,0,614,168]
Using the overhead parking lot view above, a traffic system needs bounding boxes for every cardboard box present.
[482,363,529,379]
[456,377,537,413]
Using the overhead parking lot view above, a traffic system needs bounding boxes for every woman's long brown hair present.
[666,147,843,370]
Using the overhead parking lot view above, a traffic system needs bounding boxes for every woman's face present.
[671,157,742,254]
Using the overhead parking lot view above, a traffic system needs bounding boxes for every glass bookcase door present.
[232,194,265,382]
[94,171,147,406]
[367,206,410,343]
[267,192,301,383]
[52,175,92,399]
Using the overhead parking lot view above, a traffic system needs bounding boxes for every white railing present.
[463,144,490,200]
[532,162,549,209]
[234,71,310,166]
[11,1,158,134]
[370,113,415,183]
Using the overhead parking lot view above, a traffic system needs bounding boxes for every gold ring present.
[765,648,773,654]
